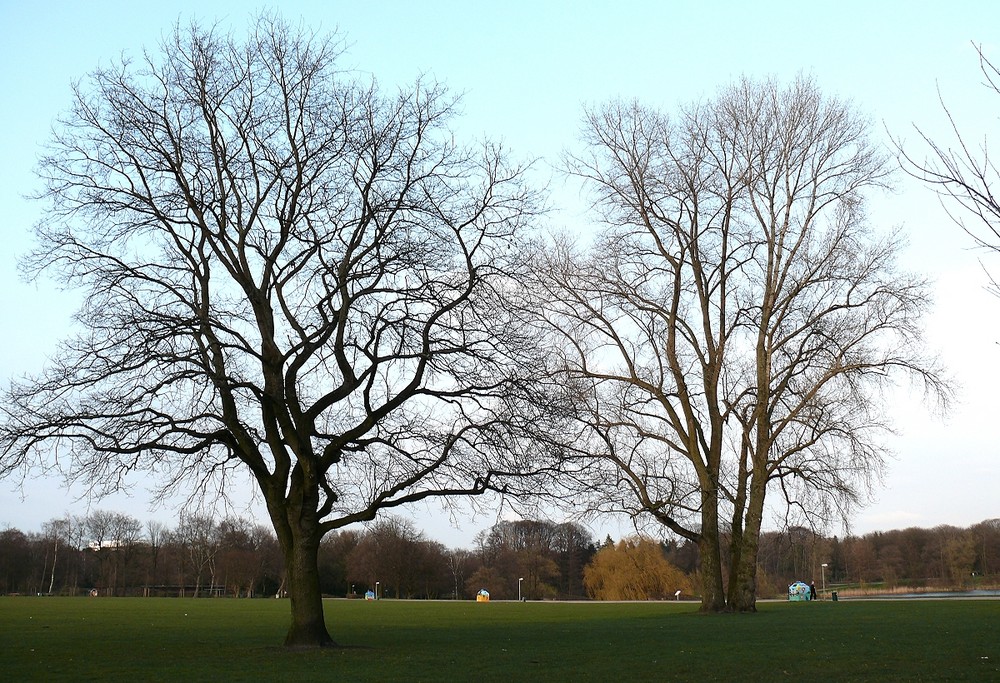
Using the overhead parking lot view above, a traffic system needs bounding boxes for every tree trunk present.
[282,529,337,648]
[48,541,58,595]
[697,488,727,612]
[728,473,767,612]
[727,327,773,613]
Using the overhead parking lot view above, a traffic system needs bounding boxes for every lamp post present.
[351,583,354,598]
[518,577,524,602]
[821,563,828,598]
[375,581,380,601]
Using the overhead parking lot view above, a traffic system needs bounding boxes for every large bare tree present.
[536,76,947,612]
[0,17,549,646]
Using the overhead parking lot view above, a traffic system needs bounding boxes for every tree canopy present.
[583,537,692,601]
[0,16,553,647]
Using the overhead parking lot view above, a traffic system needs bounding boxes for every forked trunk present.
[727,535,760,613]
[727,474,767,612]
[698,489,727,612]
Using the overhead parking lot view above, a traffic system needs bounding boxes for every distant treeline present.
[753,520,1000,595]
[2,513,997,599]
[0,514,602,599]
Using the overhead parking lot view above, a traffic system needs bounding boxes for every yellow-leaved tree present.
[583,537,692,600]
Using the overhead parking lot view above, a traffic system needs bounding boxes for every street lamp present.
[375,581,380,600]
[518,577,524,602]
[351,583,355,597]
[821,563,828,597]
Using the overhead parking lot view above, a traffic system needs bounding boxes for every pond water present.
[856,589,1000,599]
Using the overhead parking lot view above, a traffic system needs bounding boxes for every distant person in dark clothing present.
[810,581,818,600]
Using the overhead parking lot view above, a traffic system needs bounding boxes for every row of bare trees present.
[0,514,601,600]
[5,512,998,601]
[464,519,595,599]
[318,517,600,600]
[0,511,282,597]
[755,519,1000,595]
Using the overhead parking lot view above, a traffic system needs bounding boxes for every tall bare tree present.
[0,17,547,646]
[173,513,219,597]
[144,520,167,595]
[41,517,72,595]
[536,76,946,612]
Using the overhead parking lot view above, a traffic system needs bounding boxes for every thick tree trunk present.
[727,473,767,612]
[698,489,727,612]
[283,531,336,648]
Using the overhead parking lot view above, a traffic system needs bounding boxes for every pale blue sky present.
[2,0,999,546]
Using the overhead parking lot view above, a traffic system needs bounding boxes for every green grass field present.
[1,597,997,681]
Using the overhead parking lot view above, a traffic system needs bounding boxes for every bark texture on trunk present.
[698,490,727,612]
[729,472,766,612]
[283,532,336,648]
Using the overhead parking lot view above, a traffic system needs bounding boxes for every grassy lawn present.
[1,597,998,681]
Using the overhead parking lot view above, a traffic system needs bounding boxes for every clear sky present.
[1,0,998,547]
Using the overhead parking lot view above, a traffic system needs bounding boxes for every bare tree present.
[66,515,88,595]
[470,519,570,599]
[537,76,947,612]
[41,517,72,595]
[109,512,143,595]
[173,513,219,597]
[216,516,267,597]
[898,43,1000,295]
[446,548,475,599]
[317,529,359,597]
[344,516,450,598]
[0,16,547,646]
[85,510,116,595]
[145,520,167,595]
[0,528,33,594]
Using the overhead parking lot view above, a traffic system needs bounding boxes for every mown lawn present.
[1,596,997,681]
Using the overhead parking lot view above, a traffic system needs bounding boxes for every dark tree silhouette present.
[0,16,549,647]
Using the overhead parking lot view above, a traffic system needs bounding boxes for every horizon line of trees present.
[2,511,997,599]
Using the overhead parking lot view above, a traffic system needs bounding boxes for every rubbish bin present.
[831,591,838,602]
